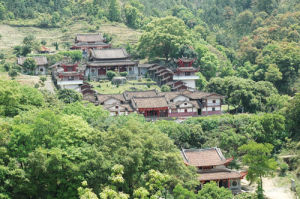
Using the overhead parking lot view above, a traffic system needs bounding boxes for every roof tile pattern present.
[18,56,48,66]
[182,148,226,167]
[198,171,242,181]
[91,49,129,60]
[76,33,104,43]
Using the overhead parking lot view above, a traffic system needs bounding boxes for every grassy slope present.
[0,21,141,60]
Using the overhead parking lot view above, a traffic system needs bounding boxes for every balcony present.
[173,75,199,80]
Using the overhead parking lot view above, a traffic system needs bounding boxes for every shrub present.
[40,76,47,83]
[107,71,117,81]
[120,72,128,77]
[4,63,10,71]
[57,89,82,104]
[279,162,289,176]
[147,78,151,82]
[161,85,171,92]
[34,83,40,88]
[8,68,18,79]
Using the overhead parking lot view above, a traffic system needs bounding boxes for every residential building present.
[17,56,48,75]
[181,148,247,194]
[92,90,224,118]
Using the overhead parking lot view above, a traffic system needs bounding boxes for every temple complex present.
[181,148,247,194]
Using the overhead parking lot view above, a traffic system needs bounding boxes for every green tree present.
[108,0,121,22]
[0,80,44,117]
[23,58,37,75]
[138,16,190,62]
[197,181,233,199]
[0,2,6,20]
[239,141,277,198]
[124,4,142,28]
[57,89,82,104]
[195,72,207,90]
[256,42,300,93]
[172,184,196,199]
[264,64,282,83]
[285,93,300,138]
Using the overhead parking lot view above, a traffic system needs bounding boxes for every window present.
[232,180,238,187]
[67,67,73,72]
[91,69,95,73]
[68,76,74,80]
[212,107,215,111]
[184,103,187,105]
[115,106,119,109]
[184,109,187,113]
[213,100,216,103]
[170,100,173,102]
[185,72,191,76]
[40,68,44,72]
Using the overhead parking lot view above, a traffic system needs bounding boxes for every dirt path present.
[43,76,55,93]
[263,177,295,199]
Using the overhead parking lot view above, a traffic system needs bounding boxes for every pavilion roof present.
[90,48,129,60]
[18,56,48,66]
[198,169,244,181]
[76,33,104,43]
[181,148,228,167]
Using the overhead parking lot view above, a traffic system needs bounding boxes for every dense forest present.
[0,0,300,198]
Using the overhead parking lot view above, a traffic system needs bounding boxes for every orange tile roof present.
[182,148,227,167]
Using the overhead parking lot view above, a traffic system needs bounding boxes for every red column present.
[228,179,230,188]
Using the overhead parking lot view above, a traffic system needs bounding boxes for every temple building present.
[85,48,139,80]
[181,148,247,194]
[70,33,111,51]
[173,58,199,90]
[93,90,224,118]
[51,62,84,92]
[17,56,48,75]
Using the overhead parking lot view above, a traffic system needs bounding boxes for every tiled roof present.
[71,42,110,48]
[18,56,48,66]
[132,96,168,109]
[87,60,138,67]
[104,103,134,112]
[76,33,104,43]
[138,64,156,68]
[91,48,129,60]
[97,94,125,103]
[198,170,243,181]
[123,90,158,100]
[181,148,227,167]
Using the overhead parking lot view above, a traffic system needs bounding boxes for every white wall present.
[104,98,120,105]
[207,98,221,106]
[183,80,196,89]
[173,96,189,103]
